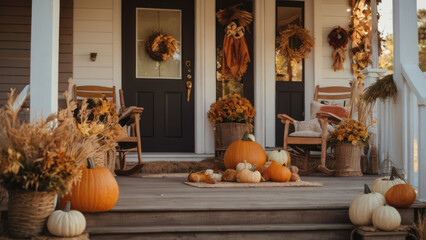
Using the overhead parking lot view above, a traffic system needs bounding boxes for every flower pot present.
[214,123,253,151]
[8,190,56,238]
[334,143,363,177]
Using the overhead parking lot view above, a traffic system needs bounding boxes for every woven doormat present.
[184,181,322,188]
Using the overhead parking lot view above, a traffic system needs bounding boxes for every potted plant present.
[74,98,126,174]
[207,94,256,153]
[329,119,369,176]
[0,86,99,238]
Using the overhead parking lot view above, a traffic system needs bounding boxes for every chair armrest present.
[119,106,144,121]
[277,114,296,125]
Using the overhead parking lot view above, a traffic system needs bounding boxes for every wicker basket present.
[8,190,56,238]
[94,148,116,175]
[334,143,363,177]
[214,123,253,150]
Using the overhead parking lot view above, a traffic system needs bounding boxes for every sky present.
[378,0,426,37]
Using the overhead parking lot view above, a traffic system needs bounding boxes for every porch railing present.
[400,64,426,201]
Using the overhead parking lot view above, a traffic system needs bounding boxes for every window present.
[136,8,182,79]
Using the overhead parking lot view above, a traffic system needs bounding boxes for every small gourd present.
[349,184,386,225]
[248,134,255,142]
[188,172,208,182]
[372,205,401,231]
[236,160,253,172]
[222,169,237,182]
[47,201,86,237]
[204,169,214,176]
[372,167,405,196]
[268,150,291,166]
[210,173,222,181]
[236,165,261,183]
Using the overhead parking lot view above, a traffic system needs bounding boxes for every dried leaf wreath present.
[145,32,178,62]
[276,25,314,62]
[328,26,349,71]
[217,4,253,80]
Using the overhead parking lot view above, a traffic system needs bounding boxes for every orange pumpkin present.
[262,161,291,182]
[224,132,267,169]
[385,183,417,208]
[60,157,119,212]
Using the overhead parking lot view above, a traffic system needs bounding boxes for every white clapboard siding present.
[73,0,118,89]
[315,0,353,87]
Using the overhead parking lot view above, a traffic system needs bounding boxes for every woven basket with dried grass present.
[0,81,100,238]
[7,191,56,238]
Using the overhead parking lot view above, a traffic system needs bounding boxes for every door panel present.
[275,1,305,147]
[123,0,194,152]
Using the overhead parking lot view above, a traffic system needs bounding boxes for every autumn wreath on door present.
[216,4,253,80]
[276,24,314,63]
[145,32,178,62]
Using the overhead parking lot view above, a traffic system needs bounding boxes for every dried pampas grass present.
[0,80,100,196]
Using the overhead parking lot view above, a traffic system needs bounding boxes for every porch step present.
[88,224,355,240]
[83,207,414,228]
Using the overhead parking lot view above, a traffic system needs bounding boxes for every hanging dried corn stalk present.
[349,0,373,85]
[328,26,349,71]
[216,4,253,81]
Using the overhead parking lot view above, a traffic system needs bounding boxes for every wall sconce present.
[90,52,97,62]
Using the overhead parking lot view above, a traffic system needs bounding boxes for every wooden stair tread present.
[88,224,355,234]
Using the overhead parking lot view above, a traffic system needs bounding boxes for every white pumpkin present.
[47,201,86,237]
[236,160,253,172]
[372,205,401,231]
[236,165,261,183]
[204,169,214,176]
[267,150,291,166]
[248,134,255,142]
[210,173,222,181]
[372,167,405,196]
[349,184,386,226]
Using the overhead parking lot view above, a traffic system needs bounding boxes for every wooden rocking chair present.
[277,86,352,176]
[115,89,144,176]
[73,85,144,176]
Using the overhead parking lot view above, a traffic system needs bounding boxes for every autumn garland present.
[145,32,178,62]
[276,25,314,62]
[328,26,349,71]
[350,0,373,84]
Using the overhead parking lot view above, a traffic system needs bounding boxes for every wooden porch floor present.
[79,174,425,239]
[112,174,425,211]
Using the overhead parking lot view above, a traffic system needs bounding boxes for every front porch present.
[2,174,422,239]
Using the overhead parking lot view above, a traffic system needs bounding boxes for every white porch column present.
[30,0,60,120]
[393,0,426,201]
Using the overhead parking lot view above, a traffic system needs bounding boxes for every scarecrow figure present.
[216,4,253,80]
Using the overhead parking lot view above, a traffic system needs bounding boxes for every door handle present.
[186,81,192,102]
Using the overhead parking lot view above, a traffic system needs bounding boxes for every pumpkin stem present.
[242,131,250,141]
[64,201,71,212]
[390,167,406,183]
[250,164,257,171]
[364,184,371,194]
[87,157,96,169]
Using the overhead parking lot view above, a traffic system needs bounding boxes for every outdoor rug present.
[184,181,322,188]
